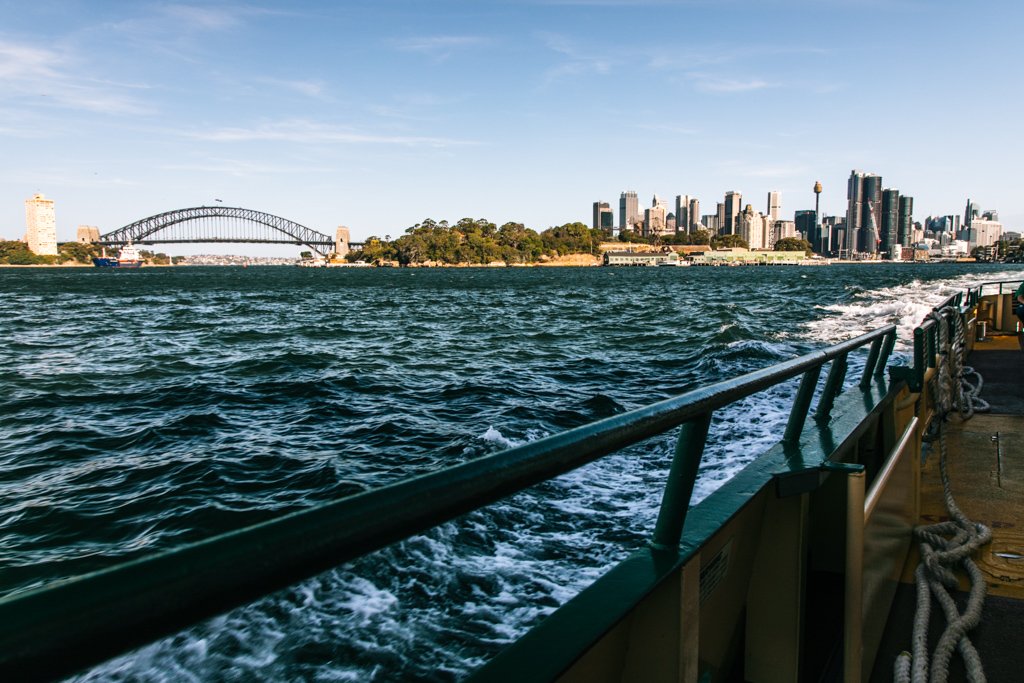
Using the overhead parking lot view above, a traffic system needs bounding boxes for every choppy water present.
[1,263,1020,681]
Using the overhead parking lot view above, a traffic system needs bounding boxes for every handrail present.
[891,277,1023,392]
[0,325,897,681]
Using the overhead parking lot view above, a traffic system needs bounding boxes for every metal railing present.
[892,278,1023,392]
[0,325,897,681]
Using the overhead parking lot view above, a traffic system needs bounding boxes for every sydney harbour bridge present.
[96,206,363,258]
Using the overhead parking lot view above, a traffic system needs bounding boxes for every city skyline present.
[1,1,1022,255]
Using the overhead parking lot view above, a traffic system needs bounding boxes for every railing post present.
[651,412,713,551]
[874,330,896,376]
[859,336,884,389]
[784,366,822,443]
[815,354,848,422]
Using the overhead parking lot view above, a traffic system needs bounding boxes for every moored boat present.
[92,241,142,268]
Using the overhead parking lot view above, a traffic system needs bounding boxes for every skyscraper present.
[593,201,613,233]
[880,189,900,256]
[619,191,638,233]
[24,193,58,256]
[675,195,690,235]
[767,191,781,222]
[688,198,700,233]
[845,170,882,255]
[898,196,914,247]
[964,198,980,227]
[724,191,742,234]
[795,210,818,252]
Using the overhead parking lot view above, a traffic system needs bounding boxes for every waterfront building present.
[76,225,100,244]
[603,251,682,266]
[24,193,58,256]
[724,191,742,234]
[619,191,639,234]
[880,189,900,256]
[593,201,614,233]
[845,170,882,256]
[767,191,781,222]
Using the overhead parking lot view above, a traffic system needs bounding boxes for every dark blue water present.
[1,263,1020,680]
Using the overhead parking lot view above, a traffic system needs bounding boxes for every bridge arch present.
[99,206,345,257]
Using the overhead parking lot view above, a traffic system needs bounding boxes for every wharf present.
[872,333,1024,682]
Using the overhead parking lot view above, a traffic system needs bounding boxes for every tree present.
[299,251,313,259]
[774,237,813,254]
[711,233,748,249]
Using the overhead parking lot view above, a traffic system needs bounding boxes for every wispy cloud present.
[537,31,613,85]
[691,74,775,93]
[257,78,327,98]
[392,35,488,61]
[160,158,336,177]
[0,40,151,115]
[635,123,700,135]
[184,119,476,147]
[158,4,246,31]
[717,160,810,179]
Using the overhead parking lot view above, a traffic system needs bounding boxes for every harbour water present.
[1,263,1020,681]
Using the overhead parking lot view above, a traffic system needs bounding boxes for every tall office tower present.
[724,191,742,233]
[675,195,690,235]
[862,200,880,255]
[737,204,768,249]
[795,210,818,251]
[593,201,613,232]
[688,198,700,232]
[964,198,980,227]
[772,220,796,249]
[619,191,639,234]
[767,191,781,222]
[644,203,666,237]
[845,170,882,255]
[970,218,1003,247]
[716,202,726,233]
[24,193,58,256]
[897,196,914,246]
[880,189,900,255]
[666,214,677,234]
[702,214,720,232]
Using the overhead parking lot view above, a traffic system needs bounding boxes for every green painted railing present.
[1,325,898,681]
[892,278,1022,392]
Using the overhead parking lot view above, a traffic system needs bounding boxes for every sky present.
[1,0,1022,256]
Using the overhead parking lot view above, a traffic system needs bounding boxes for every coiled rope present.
[895,306,992,683]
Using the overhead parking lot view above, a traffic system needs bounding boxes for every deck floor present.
[871,334,1024,681]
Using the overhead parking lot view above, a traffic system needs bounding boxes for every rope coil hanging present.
[896,306,991,683]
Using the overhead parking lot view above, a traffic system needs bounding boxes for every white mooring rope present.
[895,307,992,683]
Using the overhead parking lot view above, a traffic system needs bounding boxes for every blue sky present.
[1,0,1021,255]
